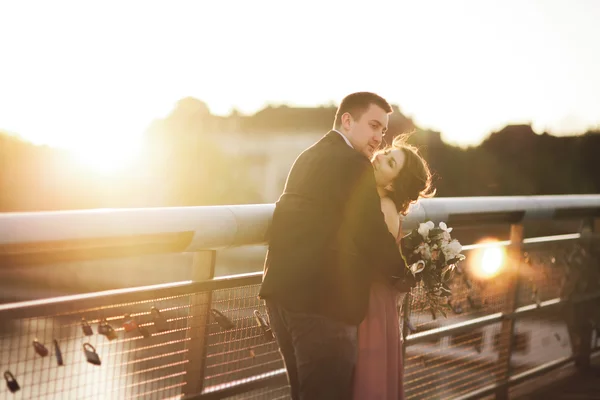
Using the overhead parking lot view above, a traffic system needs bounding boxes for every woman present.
[353,134,435,400]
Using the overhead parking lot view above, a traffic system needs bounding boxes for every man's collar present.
[332,129,354,149]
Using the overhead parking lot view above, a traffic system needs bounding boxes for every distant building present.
[148,99,422,203]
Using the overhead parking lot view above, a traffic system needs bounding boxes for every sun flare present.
[481,247,504,277]
[470,240,506,279]
[68,140,141,175]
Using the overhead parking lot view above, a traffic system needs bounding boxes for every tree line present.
[1,98,598,212]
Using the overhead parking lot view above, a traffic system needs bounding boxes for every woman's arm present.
[381,197,415,291]
[380,197,400,237]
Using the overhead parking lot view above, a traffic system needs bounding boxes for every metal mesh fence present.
[202,285,285,390]
[405,245,511,339]
[0,293,192,399]
[0,282,289,400]
[403,234,599,399]
[0,234,598,399]
[404,321,504,399]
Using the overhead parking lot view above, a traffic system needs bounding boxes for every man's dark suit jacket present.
[259,131,411,325]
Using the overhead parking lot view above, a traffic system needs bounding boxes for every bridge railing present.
[0,195,599,399]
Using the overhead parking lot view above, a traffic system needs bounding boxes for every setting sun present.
[68,140,141,175]
[468,240,507,279]
[481,247,504,277]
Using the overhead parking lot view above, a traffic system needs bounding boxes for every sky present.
[0,0,599,155]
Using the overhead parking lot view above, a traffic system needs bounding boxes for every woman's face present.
[372,148,406,188]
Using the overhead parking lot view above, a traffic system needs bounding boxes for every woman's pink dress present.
[353,226,406,400]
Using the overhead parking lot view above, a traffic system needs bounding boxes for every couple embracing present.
[259,92,435,399]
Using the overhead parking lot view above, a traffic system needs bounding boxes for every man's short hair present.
[333,92,393,130]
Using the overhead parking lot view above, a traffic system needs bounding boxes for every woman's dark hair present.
[384,134,436,215]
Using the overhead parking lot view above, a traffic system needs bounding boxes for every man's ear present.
[341,112,353,131]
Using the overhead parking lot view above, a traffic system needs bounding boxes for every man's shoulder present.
[303,131,368,164]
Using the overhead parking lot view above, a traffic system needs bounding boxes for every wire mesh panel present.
[509,312,573,376]
[405,246,510,339]
[404,321,504,399]
[403,242,514,400]
[0,294,193,399]
[0,281,290,400]
[517,239,582,307]
[0,233,597,399]
[509,235,600,377]
[201,284,286,391]
[403,232,600,400]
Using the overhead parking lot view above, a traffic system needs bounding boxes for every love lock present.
[464,277,473,289]
[4,371,19,393]
[138,325,151,338]
[467,295,482,310]
[33,339,49,357]
[210,309,235,330]
[253,310,273,341]
[151,307,168,333]
[83,343,101,366]
[54,340,64,366]
[448,299,463,314]
[123,313,138,333]
[98,318,118,341]
[81,317,94,336]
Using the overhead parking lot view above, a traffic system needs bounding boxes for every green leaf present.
[429,228,443,236]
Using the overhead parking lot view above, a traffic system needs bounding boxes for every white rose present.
[441,231,452,242]
[438,221,453,233]
[416,243,432,260]
[442,239,463,261]
[418,221,435,239]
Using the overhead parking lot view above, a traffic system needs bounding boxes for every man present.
[259,92,414,399]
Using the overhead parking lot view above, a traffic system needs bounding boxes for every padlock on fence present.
[83,343,101,366]
[210,309,235,330]
[467,295,482,310]
[98,318,118,341]
[123,313,138,333]
[448,299,463,314]
[253,310,274,341]
[54,340,64,366]
[4,371,19,393]
[81,317,94,336]
[151,307,168,333]
[33,339,49,357]
[138,325,151,338]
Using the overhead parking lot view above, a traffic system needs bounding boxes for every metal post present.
[571,218,595,373]
[495,223,524,399]
[183,250,217,396]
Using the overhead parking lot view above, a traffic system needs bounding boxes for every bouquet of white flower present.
[401,221,466,317]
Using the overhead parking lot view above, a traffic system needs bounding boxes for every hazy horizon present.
[1,0,599,154]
